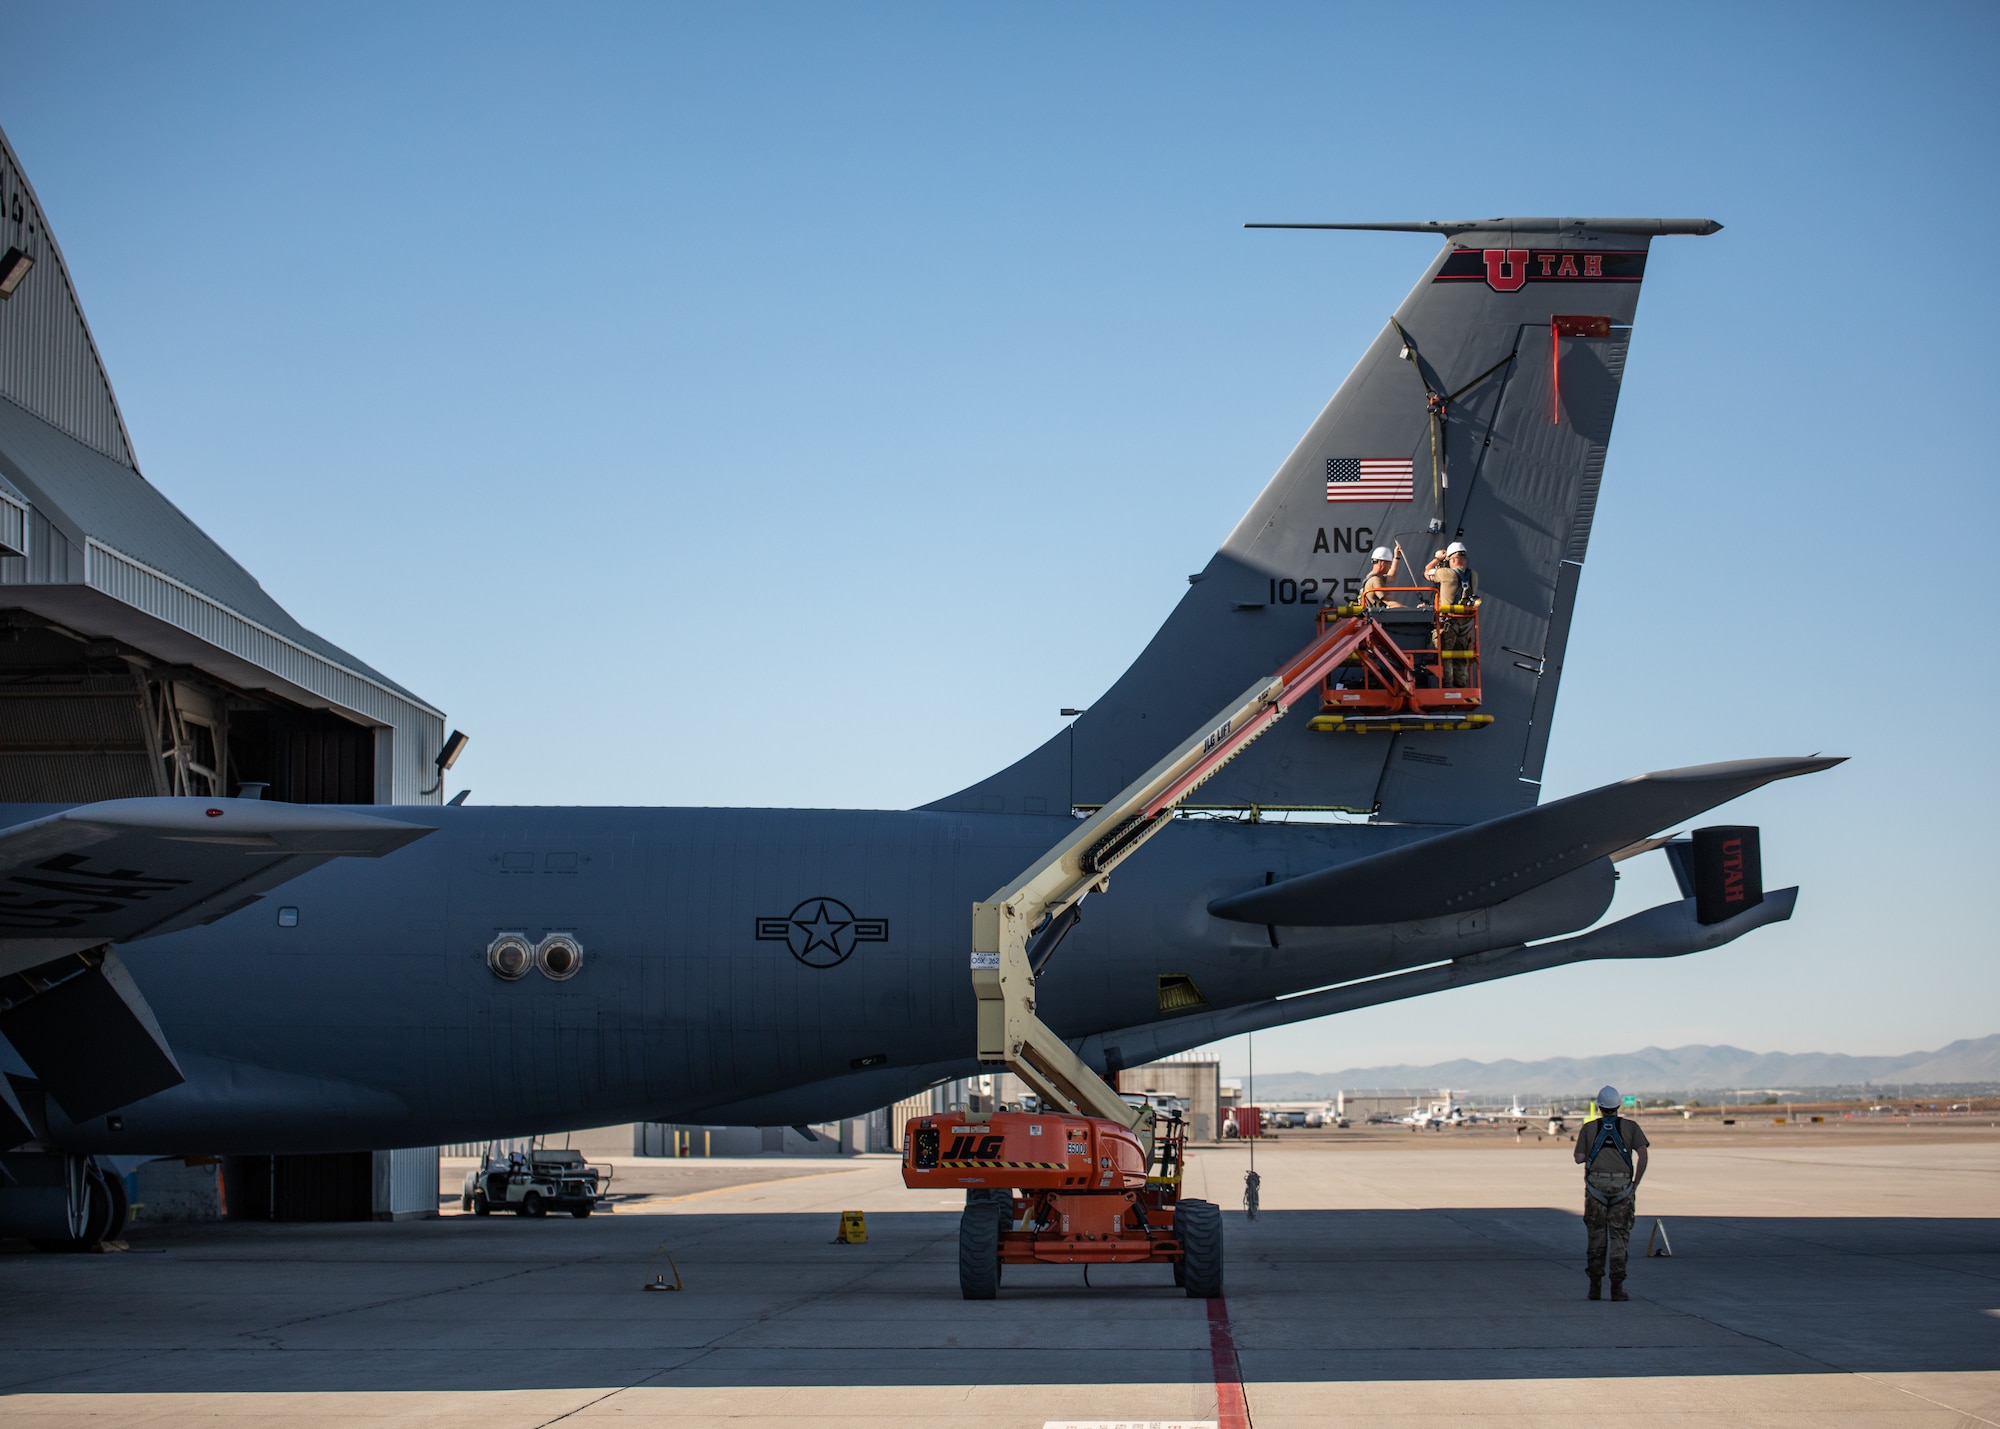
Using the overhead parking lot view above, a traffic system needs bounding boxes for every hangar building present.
[0,125,444,806]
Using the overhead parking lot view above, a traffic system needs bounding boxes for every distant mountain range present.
[1247,1035,2000,1100]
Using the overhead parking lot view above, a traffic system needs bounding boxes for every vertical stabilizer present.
[930,218,1718,825]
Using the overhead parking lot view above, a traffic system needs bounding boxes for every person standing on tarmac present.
[1423,541,1480,688]
[1574,1084,1649,1300]
[1360,547,1401,609]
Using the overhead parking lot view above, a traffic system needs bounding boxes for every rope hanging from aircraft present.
[1389,317,1515,534]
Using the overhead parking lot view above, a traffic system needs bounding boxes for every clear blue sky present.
[6,4,1995,1075]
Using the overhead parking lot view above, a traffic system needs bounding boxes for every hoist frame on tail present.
[905,613,1385,1297]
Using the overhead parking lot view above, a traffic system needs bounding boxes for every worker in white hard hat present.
[1572,1083,1649,1300]
[1360,546,1401,609]
[1423,541,1480,689]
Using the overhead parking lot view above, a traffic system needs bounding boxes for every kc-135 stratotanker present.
[0,215,1837,1248]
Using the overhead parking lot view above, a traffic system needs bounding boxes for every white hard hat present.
[1370,546,1393,562]
[1597,1085,1621,1110]
[1445,541,1469,556]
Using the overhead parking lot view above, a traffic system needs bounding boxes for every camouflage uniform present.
[1425,561,1479,689]
[1360,571,1392,609]
[1575,1115,1649,1285]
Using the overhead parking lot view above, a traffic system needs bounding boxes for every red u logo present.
[1483,249,1530,292]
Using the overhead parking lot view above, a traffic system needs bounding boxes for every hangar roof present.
[0,393,425,708]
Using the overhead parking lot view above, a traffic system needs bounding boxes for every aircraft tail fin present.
[929,218,1720,824]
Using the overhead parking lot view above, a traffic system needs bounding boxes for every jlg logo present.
[946,1133,1006,1160]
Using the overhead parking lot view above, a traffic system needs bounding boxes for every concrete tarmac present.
[0,1120,1994,1427]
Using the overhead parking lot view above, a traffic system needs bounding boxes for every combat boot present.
[1610,1279,1629,1301]
[1587,1277,1601,1300]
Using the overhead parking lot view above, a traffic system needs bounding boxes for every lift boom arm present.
[972,614,1383,1152]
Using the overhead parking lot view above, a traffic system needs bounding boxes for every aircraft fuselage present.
[43,804,1611,1154]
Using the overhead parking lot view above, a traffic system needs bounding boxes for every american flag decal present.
[1325,458,1415,502]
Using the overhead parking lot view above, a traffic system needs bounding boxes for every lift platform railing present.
[1310,589,1485,727]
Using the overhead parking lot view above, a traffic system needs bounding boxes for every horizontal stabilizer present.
[1083,887,1798,1073]
[1209,756,1840,927]
[0,797,432,965]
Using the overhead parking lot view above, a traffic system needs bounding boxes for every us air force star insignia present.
[754,897,888,969]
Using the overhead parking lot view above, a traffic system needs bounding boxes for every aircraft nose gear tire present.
[958,1194,1002,1300]
[1176,1198,1223,1298]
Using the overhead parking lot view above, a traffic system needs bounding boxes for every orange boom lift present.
[901,603,1484,1296]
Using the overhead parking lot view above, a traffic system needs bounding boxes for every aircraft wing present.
[0,798,433,1128]
[1209,755,1840,927]
[0,797,433,966]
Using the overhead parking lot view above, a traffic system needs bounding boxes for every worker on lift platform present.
[1360,546,1402,609]
[1425,541,1480,689]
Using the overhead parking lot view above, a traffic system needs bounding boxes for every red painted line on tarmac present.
[1205,1296,1252,1429]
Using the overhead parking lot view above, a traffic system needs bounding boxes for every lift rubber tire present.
[1177,1198,1223,1298]
[472,1194,492,1216]
[521,1192,546,1218]
[958,1199,1001,1300]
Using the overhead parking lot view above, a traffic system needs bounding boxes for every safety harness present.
[1583,1115,1635,1206]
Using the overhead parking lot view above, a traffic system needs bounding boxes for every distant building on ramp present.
[0,125,443,805]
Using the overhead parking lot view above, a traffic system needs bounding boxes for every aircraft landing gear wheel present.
[100,1167,129,1244]
[958,1197,1000,1300]
[472,1193,492,1216]
[35,1158,120,1252]
[521,1191,546,1218]
[1176,1198,1223,1299]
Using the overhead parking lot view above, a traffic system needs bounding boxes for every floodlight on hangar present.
[422,730,470,795]
[0,247,31,299]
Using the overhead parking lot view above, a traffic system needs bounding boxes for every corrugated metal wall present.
[0,507,78,585]
[0,489,24,559]
[372,1147,440,1220]
[0,129,136,470]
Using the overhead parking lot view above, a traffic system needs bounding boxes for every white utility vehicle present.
[462,1148,609,1218]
